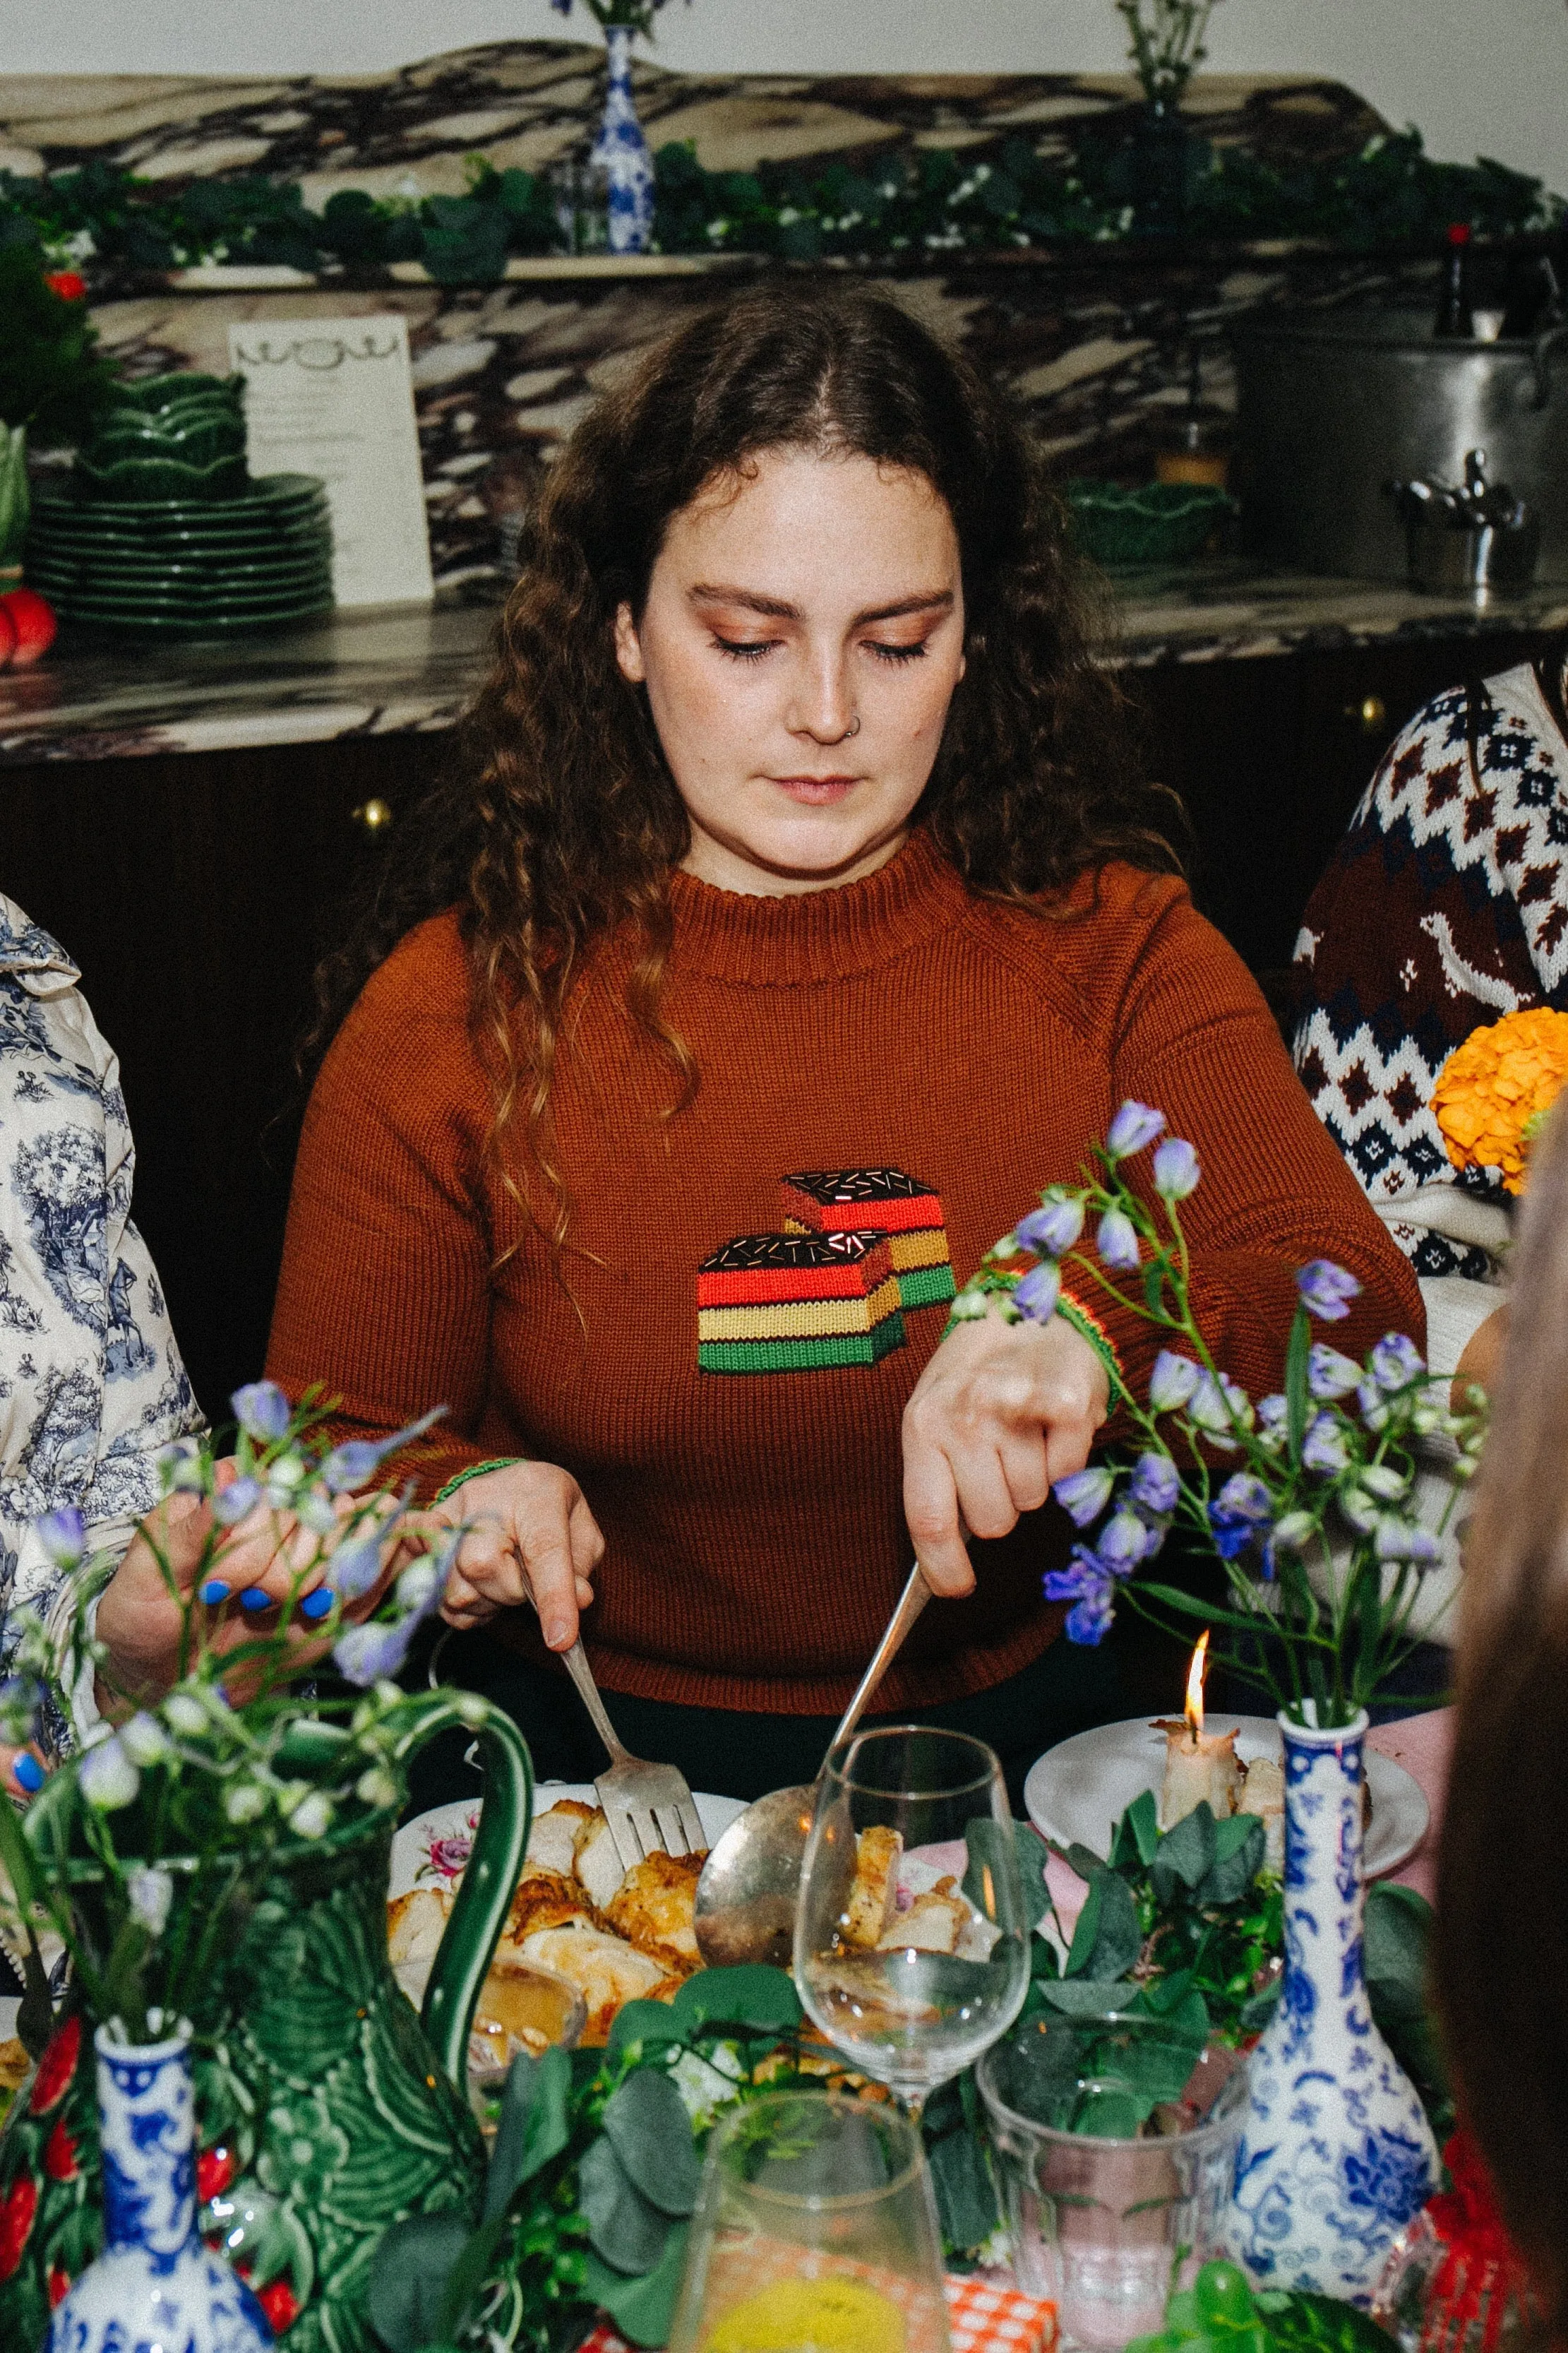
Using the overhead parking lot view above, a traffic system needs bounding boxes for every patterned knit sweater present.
[1293,661,1568,1277]
[267,831,1418,1717]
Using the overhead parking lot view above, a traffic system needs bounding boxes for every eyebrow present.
[688,585,955,625]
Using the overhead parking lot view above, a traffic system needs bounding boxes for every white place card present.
[228,314,433,609]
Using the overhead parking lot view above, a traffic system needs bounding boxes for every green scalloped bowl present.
[109,372,245,417]
[35,472,326,522]
[74,451,251,504]
[1064,479,1237,570]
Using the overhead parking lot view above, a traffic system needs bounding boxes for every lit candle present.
[1156,1633,1244,1830]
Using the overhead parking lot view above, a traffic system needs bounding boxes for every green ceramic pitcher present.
[0,1691,532,2353]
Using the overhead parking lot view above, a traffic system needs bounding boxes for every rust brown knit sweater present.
[267,833,1422,1716]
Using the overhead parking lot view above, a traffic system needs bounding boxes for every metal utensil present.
[558,1638,707,1871]
[692,1563,932,1967]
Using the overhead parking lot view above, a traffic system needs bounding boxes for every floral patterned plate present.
[389,1782,748,1901]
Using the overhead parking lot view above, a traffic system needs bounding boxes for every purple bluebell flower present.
[1308,1345,1361,1400]
[1096,1208,1141,1271]
[1053,1465,1113,1527]
[332,1549,449,1688]
[1302,1412,1351,1475]
[1128,1450,1180,1516]
[1106,1100,1166,1160]
[1189,1370,1244,1438]
[1045,1544,1125,1645]
[1208,1472,1274,1559]
[36,1506,86,1569]
[1149,1351,1199,1412]
[1257,1393,1288,1436]
[1357,1376,1391,1433]
[213,1475,261,1527]
[1015,1261,1061,1323]
[319,1405,446,1495]
[1098,1509,1155,1568]
[1297,1261,1362,1322]
[325,1523,395,1601]
[1152,1138,1200,1200]
[78,1733,138,1811]
[232,1381,292,1445]
[1015,1198,1084,1258]
[1375,1516,1442,1566]
[1370,1333,1426,1393]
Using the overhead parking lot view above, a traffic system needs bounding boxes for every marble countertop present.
[6,568,1567,766]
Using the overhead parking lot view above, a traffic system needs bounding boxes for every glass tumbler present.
[794,1727,1031,2115]
[978,2035,1250,2350]
[668,2090,950,2353]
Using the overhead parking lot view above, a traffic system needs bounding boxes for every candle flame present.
[1184,1631,1210,1744]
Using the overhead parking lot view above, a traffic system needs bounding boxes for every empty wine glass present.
[793,1726,1031,2118]
[667,2090,950,2353]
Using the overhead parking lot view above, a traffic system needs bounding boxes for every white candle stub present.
[1155,1717,1245,1829]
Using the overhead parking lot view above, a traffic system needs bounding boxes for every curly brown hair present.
[311,281,1177,1248]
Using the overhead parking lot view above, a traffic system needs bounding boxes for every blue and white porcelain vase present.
[590,24,655,254]
[1229,1709,1437,2299]
[47,2023,273,2353]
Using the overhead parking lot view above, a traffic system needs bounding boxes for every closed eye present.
[867,641,928,664]
[713,635,779,662]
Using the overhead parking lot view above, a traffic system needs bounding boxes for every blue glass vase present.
[590,25,655,254]
[1228,1709,1438,2299]
[47,2025,273,2353]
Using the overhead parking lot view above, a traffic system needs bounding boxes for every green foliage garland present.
[0,124,1560,290]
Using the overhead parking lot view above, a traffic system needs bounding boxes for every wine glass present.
[667,2090,950,2353]
[793,1726,1031,2118]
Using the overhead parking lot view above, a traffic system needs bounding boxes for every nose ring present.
[844,714,861,738]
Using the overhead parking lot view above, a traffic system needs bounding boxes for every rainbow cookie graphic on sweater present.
[780,1168,956,1311]
[698,1230,906,1373]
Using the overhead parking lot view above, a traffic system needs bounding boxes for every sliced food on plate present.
[387,1795,710,2046]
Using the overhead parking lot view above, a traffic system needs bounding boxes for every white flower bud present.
[289,1792,333,1840]
[127,1866,174,1936]
[120,1712,172,1768]
[223,1781,269,1825]
[163,1692,208,1738]
[356,1768,400,1811]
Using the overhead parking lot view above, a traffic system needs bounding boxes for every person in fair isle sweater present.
[1293,643,1568,1282]
[268,285,1417,1802]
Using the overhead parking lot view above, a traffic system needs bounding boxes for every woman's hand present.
[902,1309,1110,1595]
[431,1463,605,1650]
[94,1470,398,1710]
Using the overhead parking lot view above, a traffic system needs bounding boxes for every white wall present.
[15,1,1568,196]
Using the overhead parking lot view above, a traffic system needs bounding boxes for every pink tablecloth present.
[1039,1709,1453,1934]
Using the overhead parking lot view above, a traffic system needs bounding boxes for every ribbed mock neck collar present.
[666,828,971,985]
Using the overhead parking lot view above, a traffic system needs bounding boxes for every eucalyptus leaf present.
[602,2068,700,2218]
[1111,1789,1160,1869]
[606,1998,687,2061]
[1195,1814,1265,1907]
[584,2220,691,2348]
[486,2044,572,2217]
[1037,1977,1142,2020]
[1363,1883,1432,2022]
[1151,1802,1218,1903]
[1068,1866,1142,1980]
[963,1817,1017,1919]
[579,2134,672,2276]
[1075,2087,1144,2137]
[927,2116,1001,2253]
[669,1964,802,2038]
[366,2212,471,2353]
[1015,1819,1053,1901]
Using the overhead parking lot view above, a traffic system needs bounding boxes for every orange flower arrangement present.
[1431,1006,1568,1193]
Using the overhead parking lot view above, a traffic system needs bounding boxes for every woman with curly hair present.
[267,283,1417,1799]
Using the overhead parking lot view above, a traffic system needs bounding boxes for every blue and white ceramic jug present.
[47,2023,273,2353]
[590,25,656,254]
[1228,1708,1437,2299]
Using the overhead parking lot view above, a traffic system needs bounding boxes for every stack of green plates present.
[27,473,335,636]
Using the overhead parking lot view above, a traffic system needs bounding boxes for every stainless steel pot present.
[1230,306,1568,580]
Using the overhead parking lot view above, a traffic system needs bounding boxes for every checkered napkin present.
[575,2272,1058,2353]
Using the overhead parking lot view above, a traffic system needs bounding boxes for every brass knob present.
[1343,694,1388,734]
[351,797,393,834]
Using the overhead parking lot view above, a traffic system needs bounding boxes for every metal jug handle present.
[1526,320,1568,410]
[386,1691,534,2088]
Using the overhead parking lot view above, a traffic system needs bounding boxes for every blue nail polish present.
[199,1578,230,1605]
[239,1587,272,1612]
[299,1587,334,1621]
[13,1752,44,1792]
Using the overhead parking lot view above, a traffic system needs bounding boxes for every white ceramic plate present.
[390,1781,748,1902]
[1022,1715,1428,1881]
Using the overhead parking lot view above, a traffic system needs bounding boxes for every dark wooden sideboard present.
[1,622,1550,1421]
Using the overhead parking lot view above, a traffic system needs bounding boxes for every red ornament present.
[44,271,88,300]
[197,2145,239,2204]
[255,2277,301,2333]
[0,2176,39,2282]
[47,2265,72,2309]
[0,586,58,668]
[30,2017,81,2116]
[42,2120,78,2183]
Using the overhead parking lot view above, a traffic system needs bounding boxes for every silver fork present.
[558,1638,707,1869]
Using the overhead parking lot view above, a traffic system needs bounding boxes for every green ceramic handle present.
[387,1693,534,2090]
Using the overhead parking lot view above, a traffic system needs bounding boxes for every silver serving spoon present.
[692,1563,932,1967]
